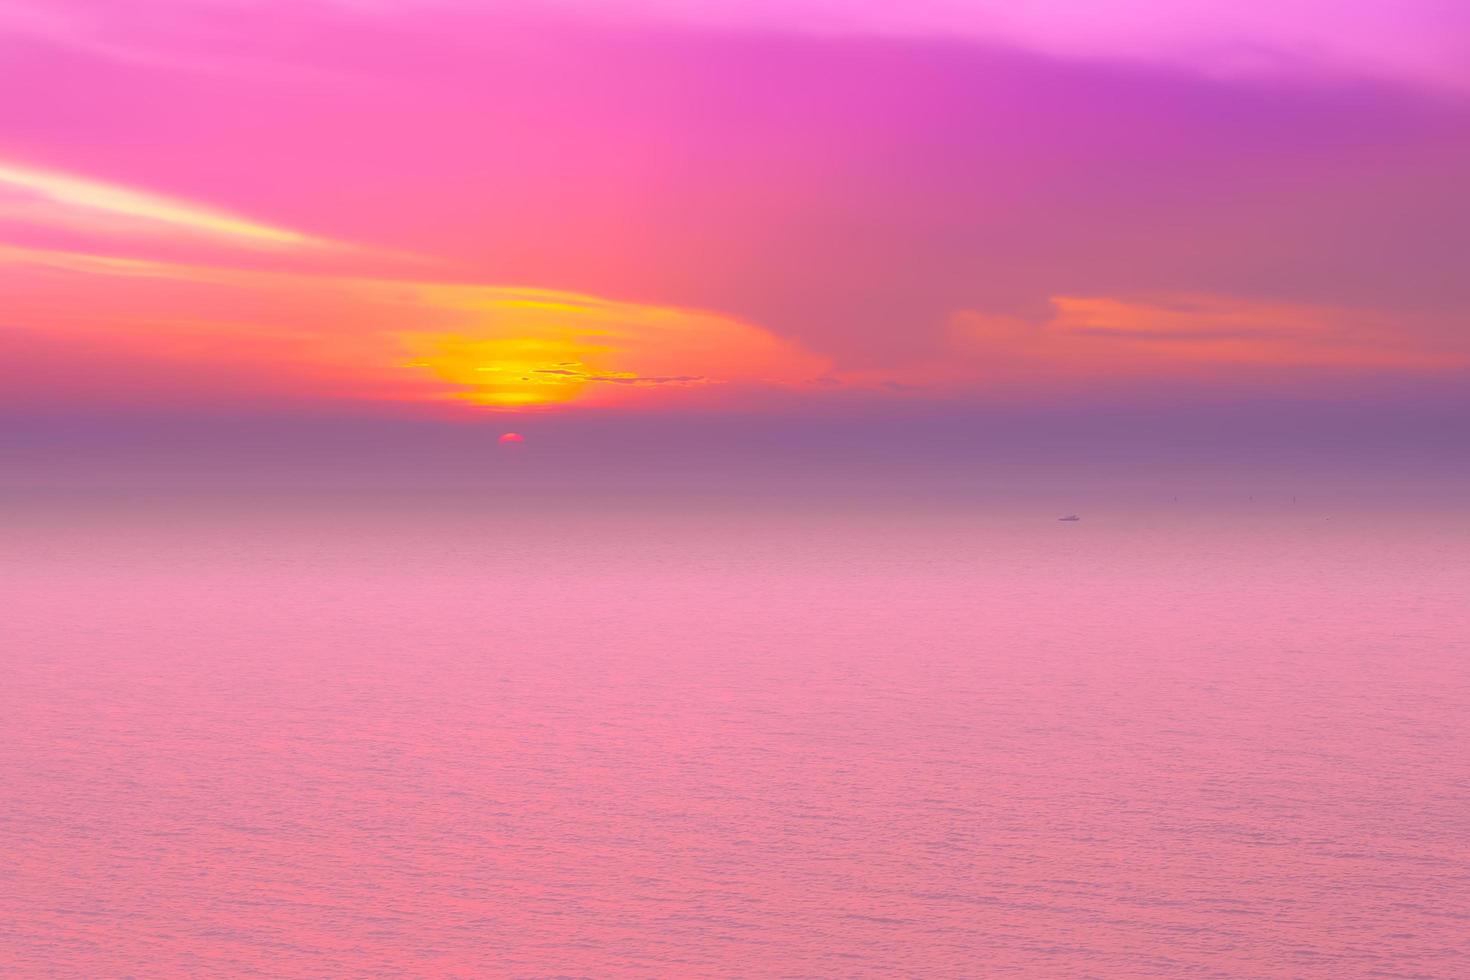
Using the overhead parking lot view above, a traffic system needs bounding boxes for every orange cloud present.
[950,294,1465,384]
[0,244,828,411]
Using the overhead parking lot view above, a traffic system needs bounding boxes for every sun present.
[499,432,525,444]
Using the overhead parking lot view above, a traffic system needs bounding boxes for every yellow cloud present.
[392,281,823,409]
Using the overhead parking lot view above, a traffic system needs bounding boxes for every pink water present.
[4,496,1468,976]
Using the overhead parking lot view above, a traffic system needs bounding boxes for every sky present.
[1,0,1467,491]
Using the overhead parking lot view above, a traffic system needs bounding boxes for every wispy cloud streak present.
[0,161,329,250]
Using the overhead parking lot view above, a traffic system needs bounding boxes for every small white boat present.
[1058,514,1080,522]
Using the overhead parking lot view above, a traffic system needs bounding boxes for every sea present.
[3,490,1467,976]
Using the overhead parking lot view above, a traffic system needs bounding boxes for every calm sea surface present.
[3,495,1467,976]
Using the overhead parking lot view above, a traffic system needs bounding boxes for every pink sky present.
[1,0,1468,419]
